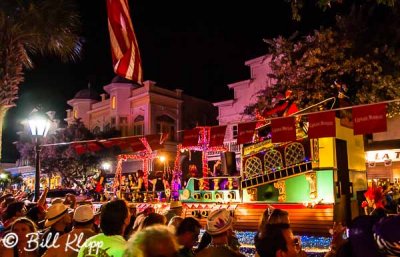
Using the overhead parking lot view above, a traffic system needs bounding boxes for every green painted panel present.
[285,175,310,202]
[317,170,334,203]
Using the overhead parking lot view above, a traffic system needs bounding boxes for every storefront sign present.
[365,149,400,163]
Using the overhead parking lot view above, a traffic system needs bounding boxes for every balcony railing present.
[208,140,241,156]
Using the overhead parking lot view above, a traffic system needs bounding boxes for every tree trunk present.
[0,105,10,162]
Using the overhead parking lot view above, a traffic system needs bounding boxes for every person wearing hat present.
[39,203,72,256]
[196,209,244,257]
[164,201,183,224]
[373,215,400,257]
[42,204,96,257]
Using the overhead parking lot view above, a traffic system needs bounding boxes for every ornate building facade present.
[66,76,217,172]
[211,55,274,172]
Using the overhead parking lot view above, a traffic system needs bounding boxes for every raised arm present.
[37,187,49,209]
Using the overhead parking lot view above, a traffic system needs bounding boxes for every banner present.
[209,126,227,147]
[271,117,296,143]
[107,0,143,82]
[237,122,257,145]
[353,103,387,135]
[182,128,199,147]
[98,140,116,148]
[72,143,86,155]
[87,142,102,152]
[307,111,336,138]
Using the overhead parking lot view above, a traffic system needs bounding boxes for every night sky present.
[2,0,335,162]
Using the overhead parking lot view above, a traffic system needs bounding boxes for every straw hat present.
[73,205,94,223]
[206,209,233,235]
[169,201,182,209]
[373,215,400,256]
[45,203,69,227]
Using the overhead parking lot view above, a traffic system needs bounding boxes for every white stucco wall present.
[214,55,274,141]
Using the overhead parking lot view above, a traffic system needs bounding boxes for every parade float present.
[175,115,367,236]
[173,98,392,236]
[65,102,387,237]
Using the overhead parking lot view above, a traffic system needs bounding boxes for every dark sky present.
[2,0,334,162]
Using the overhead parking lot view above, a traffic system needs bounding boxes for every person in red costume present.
[362,186,387,219]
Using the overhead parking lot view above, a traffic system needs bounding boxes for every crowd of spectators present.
[0,185,398,257]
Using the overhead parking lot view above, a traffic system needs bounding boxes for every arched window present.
[244,157,263,178]
[132,115,144,136]
[156,115,175,141]
[284,142,305,166]
[264,149,283,174]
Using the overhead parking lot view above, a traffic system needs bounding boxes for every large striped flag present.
[107,0,143,83]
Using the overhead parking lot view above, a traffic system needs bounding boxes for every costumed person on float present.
[362,186,387,219]
[95,174,105,202]
[262,89,299,118]
[131,170,146,202]
[152,171,169,201]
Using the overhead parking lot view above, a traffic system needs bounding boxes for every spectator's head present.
[167,216,183,233]
[155,171,163,178]
[256,224,299,257]
[259,208,289,237]
[0,193,13,205]
[143,206,155,216]
[100,200,129,236]
[124,225,179,257]
[11,217,37,244]
[26,205,46,224]
[176,217,201,249]
[206,209,232,237]
[169,201,183,216]
[137,170,144,177]
[373,215,400,256]
[128,204,137,217]
[4,201,27,221]
[345,215,383,257]
[44,203,72,228]
[142,213,166,228]
[73,204,94,228]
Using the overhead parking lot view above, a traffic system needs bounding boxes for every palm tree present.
[0,0,81,160]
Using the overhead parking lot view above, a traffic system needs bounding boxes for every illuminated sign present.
[365,149,400,163]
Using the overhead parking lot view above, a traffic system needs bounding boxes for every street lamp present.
[28,110,50,202]
[101,162,111,171]
[159,155,167,176]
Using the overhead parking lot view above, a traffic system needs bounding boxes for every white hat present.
[206,209,233,235]
[45,203,69,227]
[73,205,94,223]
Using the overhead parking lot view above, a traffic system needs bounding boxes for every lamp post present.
[28,110,50,202]
[159,155,166,174]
